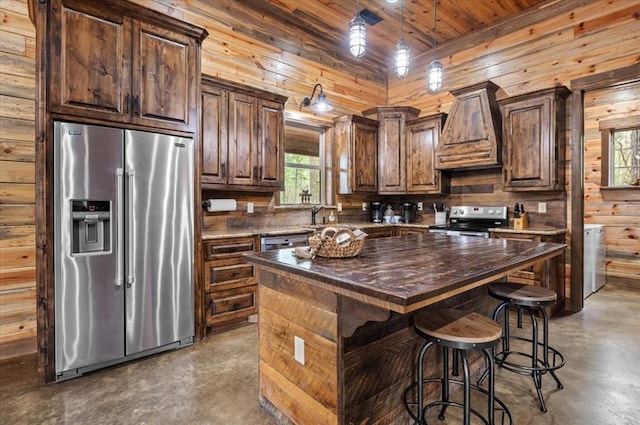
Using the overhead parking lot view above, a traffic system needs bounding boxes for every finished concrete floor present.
[1,285,639,425]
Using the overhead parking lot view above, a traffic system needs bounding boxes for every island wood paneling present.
[1,0,638,358]
[583,82,640,289]
[0,0,36,359]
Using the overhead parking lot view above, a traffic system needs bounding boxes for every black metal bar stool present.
[481,282,565,412]
[403,308,512,425]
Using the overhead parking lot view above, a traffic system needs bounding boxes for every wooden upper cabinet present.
[500,86,570,191]
[363,107,419,194]
[202,85,228,184]
[201,76,286,190]
[257,99,284,188]
[436,81,502,170]
[406,113,449,193]
[132,22,196,131]
[334,115,379,194]
[48,0,204,132]
[228,92,258,186]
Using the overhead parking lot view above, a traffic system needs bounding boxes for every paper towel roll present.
[206,199,237,212]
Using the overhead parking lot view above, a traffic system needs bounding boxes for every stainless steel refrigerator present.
[54,121,194,381]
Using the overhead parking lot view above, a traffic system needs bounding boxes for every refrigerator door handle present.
[126,168,135,287]
[115,168,124,287]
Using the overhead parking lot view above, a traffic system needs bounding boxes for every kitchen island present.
[246,233,565,425]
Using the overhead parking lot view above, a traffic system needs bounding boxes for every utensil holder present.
[514,213,528,230]
[435,211,447,225]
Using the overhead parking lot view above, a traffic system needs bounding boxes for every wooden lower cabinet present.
[490,231,566,316]
[203,236,258,331]
[359,225,394,239]
[394,226,429,236]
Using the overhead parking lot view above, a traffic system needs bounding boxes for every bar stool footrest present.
[403,378,512,425]
[496,336,565,376]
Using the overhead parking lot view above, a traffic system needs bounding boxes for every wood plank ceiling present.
[215,0,553,82]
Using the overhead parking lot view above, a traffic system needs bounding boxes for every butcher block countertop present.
[245,233,565,314]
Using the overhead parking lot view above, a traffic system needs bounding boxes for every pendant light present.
[428,0,443,92]
[349,0,366,58]
[394,0,410,78]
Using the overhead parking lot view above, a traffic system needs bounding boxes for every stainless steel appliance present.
[371,202,383,223]
[54,122,194,381]
[428,206,508,238]
[261,233,310,251]
[584,224,605,298]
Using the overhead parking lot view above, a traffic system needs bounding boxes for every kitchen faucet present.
[311,205,324,225]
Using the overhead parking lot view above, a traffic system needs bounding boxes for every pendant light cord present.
[433,0,437,61]
[400,0,404,38]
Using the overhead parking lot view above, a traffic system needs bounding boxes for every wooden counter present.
[245,234,565,425]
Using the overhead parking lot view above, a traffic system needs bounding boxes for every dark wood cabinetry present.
[201,77,286,190]
[406,113,449,193]
[500,86,570,191]
[202,236,258,330]
[436,81,502,170]
[334,115,379,194]
[490,231,566,316]
[49,0,203,132]
[363,107,419,194]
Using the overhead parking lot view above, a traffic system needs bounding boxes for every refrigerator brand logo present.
[68,130,82,136]
[174,142,185,148]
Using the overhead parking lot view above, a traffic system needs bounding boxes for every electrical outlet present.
[337,203,343,212]
[538,202,547,213]
[294,336,305,365]
[247,202,254,214]
[417,202,423,211]
[362,202,367,211]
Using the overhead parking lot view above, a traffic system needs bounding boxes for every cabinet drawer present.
[204,236,256,260]
[205,286,257,326]
[205,258,254,291]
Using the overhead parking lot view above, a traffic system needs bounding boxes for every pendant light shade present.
[428,0,443,92]
[349,4,366,58]
[395,39,410,78]
[428,60,443,92]
[394,0,410,78]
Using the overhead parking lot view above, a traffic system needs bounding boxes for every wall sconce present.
[301,84,333,113]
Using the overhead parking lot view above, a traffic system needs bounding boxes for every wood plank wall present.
[584,82,640,289]
[0,0,638,358]
[0,0,37,359]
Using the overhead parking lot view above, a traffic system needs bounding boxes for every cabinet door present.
[353,121,378,192]
[502,97,552,190]
[407,115,445,193]
[378,113,406,193]
[228,92,258,186]
[256,99,284,188]
[132,21,196,132]
[202,86,228,184]
[50,2,131,121]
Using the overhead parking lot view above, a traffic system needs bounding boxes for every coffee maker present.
[371,202,383,223]
[400,202,417,223]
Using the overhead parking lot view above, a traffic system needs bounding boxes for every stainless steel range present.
[428,206,508,238]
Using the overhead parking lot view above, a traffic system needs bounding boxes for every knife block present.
[514,213,528,230]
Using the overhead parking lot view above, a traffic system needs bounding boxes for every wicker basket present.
[308,228,366,258]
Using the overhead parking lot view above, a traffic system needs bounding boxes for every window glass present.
[280,124,323,205]
[610,128,640,186]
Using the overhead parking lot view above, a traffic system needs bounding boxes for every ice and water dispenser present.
[71,200,111,254]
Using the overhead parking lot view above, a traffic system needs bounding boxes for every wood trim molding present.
[568,63,640,312]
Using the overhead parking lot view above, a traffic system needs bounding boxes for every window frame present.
[276,121,327,207]
[599,115,640,200]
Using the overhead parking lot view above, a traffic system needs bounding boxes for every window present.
[600,116,640,188]
[280,124,323,205]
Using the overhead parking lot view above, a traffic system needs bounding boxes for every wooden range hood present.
[435,81,502,170]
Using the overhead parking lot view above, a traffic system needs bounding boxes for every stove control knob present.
[459,210,464,216]
[452,210,458,215]
[488,209,494,215]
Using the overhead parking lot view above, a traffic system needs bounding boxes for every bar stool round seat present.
[484,282,565,413]
[403,308,512,425]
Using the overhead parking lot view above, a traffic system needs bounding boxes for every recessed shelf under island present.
[245,234,565,425]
